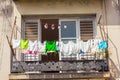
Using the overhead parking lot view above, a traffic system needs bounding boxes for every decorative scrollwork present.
[11,60,109,73]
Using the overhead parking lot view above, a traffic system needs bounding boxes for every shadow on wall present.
[107,35,120,79]
[0,0,13,70]
[0,0,13,17]
[108,36,120,69]
[109,58,120,80]
[104,0,120,25]
[111,0,120,13]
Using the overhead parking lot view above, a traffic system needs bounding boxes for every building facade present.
[0,0,120,80]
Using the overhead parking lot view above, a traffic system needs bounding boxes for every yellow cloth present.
[20,39,29,50]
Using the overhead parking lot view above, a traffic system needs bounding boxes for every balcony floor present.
[9,72,110,80]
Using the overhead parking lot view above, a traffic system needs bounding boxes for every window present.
[22,19,59,61]
[23,20,39,61]
[61,21,76,38]
[59,19,78,60]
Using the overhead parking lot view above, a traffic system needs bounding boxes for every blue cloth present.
[56,45,60,51]
[79,50,84,55]
[98,41,108,50]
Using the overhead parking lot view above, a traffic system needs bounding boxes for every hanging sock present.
[20,39,29,50]
[98,40,108,50]
[46,41,57,54]
[12,39,20,49]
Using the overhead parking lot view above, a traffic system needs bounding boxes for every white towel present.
[12,39,20,49]
[82,40,90,53]
[28,40,38,53]
[90,39,102,53]
[38,41,46,54]
[60,41,70,56]
[60,41,78,56]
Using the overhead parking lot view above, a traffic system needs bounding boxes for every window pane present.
[61,21,76,38]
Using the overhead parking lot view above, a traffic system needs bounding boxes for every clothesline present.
[12,39,108,56]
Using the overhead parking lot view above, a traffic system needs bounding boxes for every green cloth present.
[20,39,29,50]
[45,41,57,54]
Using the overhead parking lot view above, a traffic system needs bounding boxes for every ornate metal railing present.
[11,60,109,73]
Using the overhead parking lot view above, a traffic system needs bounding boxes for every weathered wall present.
[0,8,11,80]
[13,0,103,38]
[0,0,15,80]
[105,0,120,80]
[14,0,102,15]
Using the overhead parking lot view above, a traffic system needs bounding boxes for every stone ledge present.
[9,72,110,80]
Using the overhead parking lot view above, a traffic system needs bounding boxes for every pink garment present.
[28,50,38,55]
[28,50,32,54]
[34,51,38,55]
[21,50,28,54]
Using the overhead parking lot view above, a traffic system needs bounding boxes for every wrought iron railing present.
[11,59,109,73]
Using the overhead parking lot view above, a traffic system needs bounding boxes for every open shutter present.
[80,20,93,41]
[23,20,39,61]
[25,22,38,40]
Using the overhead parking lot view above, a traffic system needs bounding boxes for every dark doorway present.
[41,19,59,62]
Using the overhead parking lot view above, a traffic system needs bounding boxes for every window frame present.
[22,19,41,61]
[59,19,80,41]
[59,19,80,60]
[23,19,41,41]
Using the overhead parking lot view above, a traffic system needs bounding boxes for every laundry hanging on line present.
[98,40,108,50]
[11,39,105,55]
[12,39,20,49]
[45,41,57,54]
[20,39,29,50]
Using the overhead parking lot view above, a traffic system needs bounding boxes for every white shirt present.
[12,39,20,49]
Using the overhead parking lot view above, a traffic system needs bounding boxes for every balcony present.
[9,58,110,79]
[9,39,111,80]
[9,38,110,79]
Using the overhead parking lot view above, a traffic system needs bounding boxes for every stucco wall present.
[0,12,11,80]
[105,0,120,80]
[14,0,102,15]
[0,1,18,80]
[0,0,12,77]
